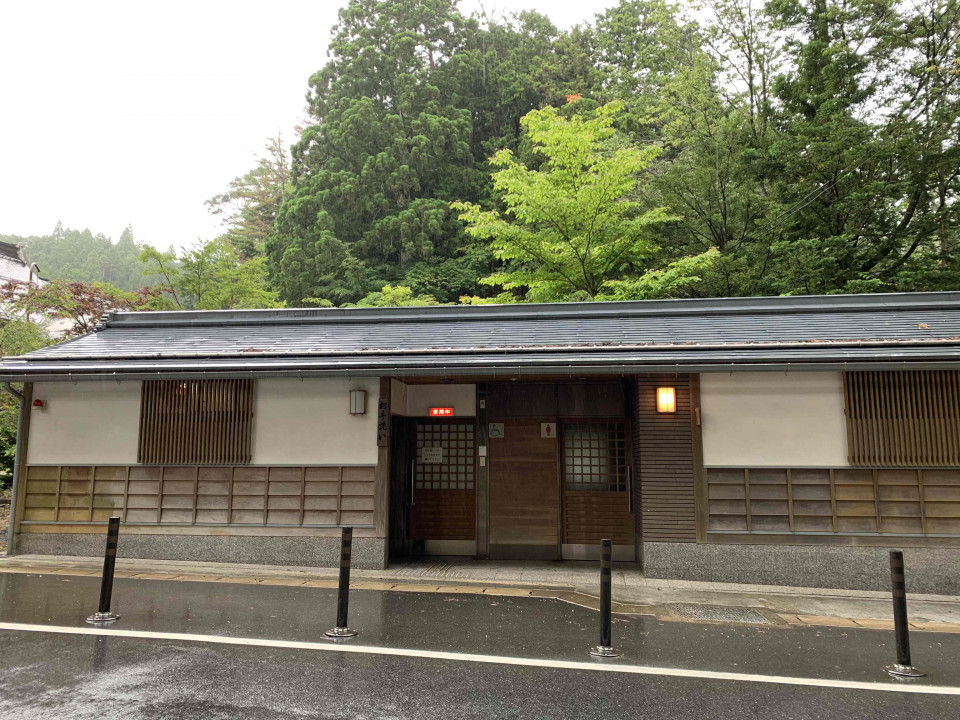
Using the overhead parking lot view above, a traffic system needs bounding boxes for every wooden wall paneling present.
[690,374,708,543]
[122,466,131,522]
[557,383,627,417]
[636,375,697,542]
[303,467,340,525]
[487,419,556,548]
[918,469,928,534]
[786,469,795,531]
[299,466,306,527]
[54,465,62,522]
[340,466,376,526]
[705,469,747,531]
[829,469,838,532]
[922,469,960,534]
[790,469,832,532]
[86,466,95,522]
[22,465,58,522]
[747,469,789,532]
[336,466,343,526]
[196,467,230,524]
[877,469,922,534]
[92,466,126,522]
[743,469,752,532]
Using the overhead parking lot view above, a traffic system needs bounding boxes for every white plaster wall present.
[252,377,380,465]
[700,372,849,467]
[390,379,407,417]
[398,383,476,417]
[27,381,142,464]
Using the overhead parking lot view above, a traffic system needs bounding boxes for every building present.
[0,241,41,285]
[1,292,958,593]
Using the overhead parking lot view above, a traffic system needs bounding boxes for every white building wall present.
[395,383,476,417]
[700,372,849,467]
[26,377,381,467]
[27,381,142,464]
[252,377,380,465]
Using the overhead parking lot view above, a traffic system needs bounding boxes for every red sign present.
[429,407,454,417]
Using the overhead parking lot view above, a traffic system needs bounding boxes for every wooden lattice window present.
[414,422,475,490]
[563,422,628,491]
[138,379,254,465]
[844,371,960,467]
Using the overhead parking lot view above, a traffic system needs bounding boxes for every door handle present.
[627,466,633,513]
[410,458,416,506]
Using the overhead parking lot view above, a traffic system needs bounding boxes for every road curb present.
[3,562,959,634]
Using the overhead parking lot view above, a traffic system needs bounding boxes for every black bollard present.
[86,516,121,624]
[885,550,924,678]
[590,538,622,658]
[325,527,358,638]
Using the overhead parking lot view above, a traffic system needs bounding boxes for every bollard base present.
[325,626,359,639]
[885,663,925,679]
[590,645,623,658]
[86,612,120,625]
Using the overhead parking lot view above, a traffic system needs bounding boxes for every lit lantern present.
[656,387,676,413]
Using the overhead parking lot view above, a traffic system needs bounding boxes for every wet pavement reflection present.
[1,571,959,688]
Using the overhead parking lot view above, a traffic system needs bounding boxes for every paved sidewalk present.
[2,554,959,632]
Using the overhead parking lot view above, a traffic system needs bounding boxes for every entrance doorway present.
[560,420,634,559]
[409,418,477,555]
[487,419,561,559]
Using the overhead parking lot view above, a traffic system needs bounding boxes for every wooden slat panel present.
[845,371,960,467]
[636,375,696,542]
[22,464,378,529]
[138,379,254,464]
[703,465,960,538]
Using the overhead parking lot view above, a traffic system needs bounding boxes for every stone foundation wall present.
[643,542,960,595]
[16,533,388,570]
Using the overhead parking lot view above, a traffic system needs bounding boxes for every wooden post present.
[373,378,391,548]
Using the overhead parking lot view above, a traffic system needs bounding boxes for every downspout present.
[3,383,25,555]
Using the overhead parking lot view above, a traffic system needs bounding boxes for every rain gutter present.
[2,360,960,383]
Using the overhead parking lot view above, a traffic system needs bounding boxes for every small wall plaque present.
[421,446,443,463]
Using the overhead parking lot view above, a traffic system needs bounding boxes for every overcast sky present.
[0,0,614,251]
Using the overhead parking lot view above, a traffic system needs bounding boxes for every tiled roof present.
[3,292,960,379]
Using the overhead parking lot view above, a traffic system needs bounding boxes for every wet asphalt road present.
[0,572,958,718]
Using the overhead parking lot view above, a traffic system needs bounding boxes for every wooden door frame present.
[409,415,479,552]
[558,416,636,557]
[486,415,562,559]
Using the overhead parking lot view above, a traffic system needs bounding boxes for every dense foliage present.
[4,0,960,310]
[264,0,960,304]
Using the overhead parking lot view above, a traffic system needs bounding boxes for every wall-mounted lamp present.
[349,389,367,415]
[656,386,676,414]
[32,399,44,410]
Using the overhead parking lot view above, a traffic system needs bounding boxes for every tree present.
[139,238,280,310]
[16,225,148,291]
[454,101,711,301]
[351,285,440,307]
[0,320,51,486]
[0,279,146,337]
[207,137,291,260]
[762,0,960,293]
[269,0,596,306]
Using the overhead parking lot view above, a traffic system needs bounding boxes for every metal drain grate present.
[392,563,465,579]
[671,604,771,624]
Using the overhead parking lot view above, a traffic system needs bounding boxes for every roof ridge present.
[100,291,960,329]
